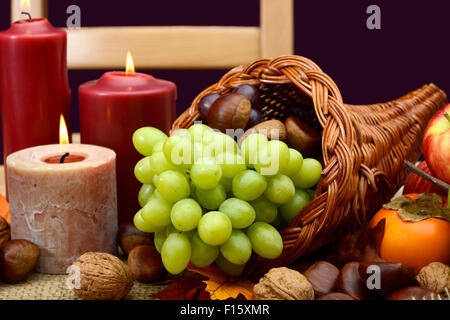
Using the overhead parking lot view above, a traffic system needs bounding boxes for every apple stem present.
[404,161,450,193]
[445,112,450,124]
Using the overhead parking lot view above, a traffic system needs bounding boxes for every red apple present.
[403,161,446,197]
[422,104,450,184]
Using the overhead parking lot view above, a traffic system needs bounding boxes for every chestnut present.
[358,262,417,298]
[197,93,220,122]
[246,109,265,129]
[207,93,251,132]
[317,292,356,300]
[0,239,40,283]
[0,216,10,246]
[232,84,261,106]
[117,222,154,256]
[388,286,442,300]
[127,245,166,283]
[304,261,340,297]
[285,116,321,158]
[336,262,368,300]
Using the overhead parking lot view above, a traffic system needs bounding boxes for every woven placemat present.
[0,273,166,300]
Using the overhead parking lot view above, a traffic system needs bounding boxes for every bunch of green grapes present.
[132,124,323,276]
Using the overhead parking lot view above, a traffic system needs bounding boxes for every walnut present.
[254,267,314,300]
[68,252,135,300]
[416,262,450,294]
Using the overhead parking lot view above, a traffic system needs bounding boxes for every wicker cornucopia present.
[172,55,448,278]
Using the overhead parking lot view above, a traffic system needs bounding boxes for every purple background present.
[0,0,448,162]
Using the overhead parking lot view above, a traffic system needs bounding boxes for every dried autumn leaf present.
[0,195,9,225]
[150,273,210,300]
[188,263,255,300]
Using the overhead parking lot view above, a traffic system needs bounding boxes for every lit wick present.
[21,11,32,20]
[60,152,70,164]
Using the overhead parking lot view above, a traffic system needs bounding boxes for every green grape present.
[190,180,198,200]
[190,157,222,189]
[183,229,196,240]
[133,127,168,156]
[154,229,166,253]
[254,140,290,176]
[134,157,155,184]
[215,254,246,277]
[152,140,165,155]
[264,174,295,205]
[163,134,194,169]
[188,123,213,143]
[203,132,238,159]
[217,152,247,179]
[141,197,172,228]
[155,224,194,252]
[220,176,233,193]
[232,170,267,201]
[198,211,232,246]
[192,142,206,164]
[247,222,283,259]
[219,198,255,229]
[133,209,164,233]
[190,232,220,267]
[161,233,191,275]
[170,199,203,231]
[250,196,278,223]
[220,229,252,265]
[279,189,311,223]
[156,170,190,203]
[306,188,317,199]
[138,184,155,207]
[150,151,179,174]
[171,128,191,138]
[270,214,282,228]
[240,133,268,167]
[151,188,163,200]
[153,174,159,186]
[196,184,226,210]
[293,158,323,189]
[283,148,304,178]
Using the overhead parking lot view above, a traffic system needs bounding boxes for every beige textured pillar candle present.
[6,144,118,274]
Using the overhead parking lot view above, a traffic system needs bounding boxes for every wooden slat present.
[10,0,47,23]
[260,0,294,57]
[66,26,261,70]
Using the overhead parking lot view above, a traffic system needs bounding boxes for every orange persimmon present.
[0,194,9,224]
[369,193,450,272]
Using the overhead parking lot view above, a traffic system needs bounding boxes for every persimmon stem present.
[404,161,450,192]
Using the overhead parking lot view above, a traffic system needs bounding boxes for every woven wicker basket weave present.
[172,55,448,278]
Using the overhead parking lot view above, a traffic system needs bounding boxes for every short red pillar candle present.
[0,18,71,169]
[79,65,177,225]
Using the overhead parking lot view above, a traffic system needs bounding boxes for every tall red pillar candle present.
[0,18,71,171]
[79,68,177,225]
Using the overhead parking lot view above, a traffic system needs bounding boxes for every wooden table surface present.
[0,133,81,198]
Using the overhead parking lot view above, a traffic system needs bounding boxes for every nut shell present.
[208,93,251,132]
[0,239,40,283]
[285,116,321,157]
[69,252,135,300]
[416,262,450,294]
[317,292,356,300]
[238,120,286,146]
[127,245,166,283]
[118,222,153,255]
[304,261,340,297]
[254,267,314,300]
[388,286,442,300]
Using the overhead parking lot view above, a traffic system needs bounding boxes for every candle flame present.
[20,0,31,13]
[126,51,135,74]
[59,114,69,145]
